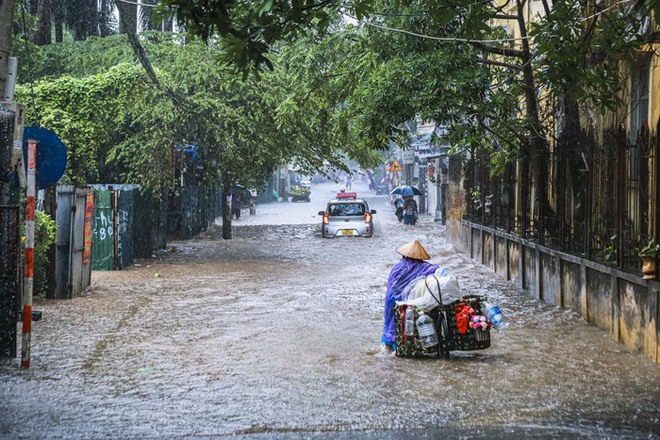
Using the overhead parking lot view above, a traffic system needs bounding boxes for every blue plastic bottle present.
[484,302,508,331]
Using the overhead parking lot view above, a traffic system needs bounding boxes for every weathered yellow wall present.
[455,221,660,364]
[651,50,660,130]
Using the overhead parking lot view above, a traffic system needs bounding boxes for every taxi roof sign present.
[336,192,357,199]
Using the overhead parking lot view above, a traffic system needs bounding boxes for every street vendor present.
[381,240,438,350]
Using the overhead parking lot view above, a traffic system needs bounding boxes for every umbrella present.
[391,185,423,196]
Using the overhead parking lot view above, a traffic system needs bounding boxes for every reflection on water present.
[0,182,658,439]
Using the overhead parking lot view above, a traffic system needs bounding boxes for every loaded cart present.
[394,292,494,359]
[289,186,311,202]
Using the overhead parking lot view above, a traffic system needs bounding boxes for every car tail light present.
[323,213,329,224]
[365,212,372,223]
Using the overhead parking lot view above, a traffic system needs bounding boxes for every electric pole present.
[0,0,16,97]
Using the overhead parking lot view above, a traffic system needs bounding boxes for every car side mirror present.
[318,211,325,216]
[371,209,377,214]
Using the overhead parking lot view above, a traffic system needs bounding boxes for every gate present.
[92,190,114,270]
[91,187,136,270]
[54,186,93,299]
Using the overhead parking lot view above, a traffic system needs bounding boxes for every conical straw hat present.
[396,240,431,260]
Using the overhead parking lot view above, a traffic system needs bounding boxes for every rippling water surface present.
[1,181,658,439]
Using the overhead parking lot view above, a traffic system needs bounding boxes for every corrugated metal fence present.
[90,185,136,270]
[167,185,222,240]
[54,186,93,299]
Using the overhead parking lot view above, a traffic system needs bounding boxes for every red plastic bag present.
[454,303,475,334]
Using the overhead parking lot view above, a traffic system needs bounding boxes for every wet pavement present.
[1,181,659,439]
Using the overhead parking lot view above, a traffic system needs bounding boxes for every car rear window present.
[328,203,366,216]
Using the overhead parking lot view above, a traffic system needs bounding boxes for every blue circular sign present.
[23,126,68,190]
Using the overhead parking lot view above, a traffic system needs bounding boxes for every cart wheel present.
[438,312,451,359]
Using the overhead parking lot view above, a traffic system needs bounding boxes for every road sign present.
[402,151,415,164]
[22,126,67,190]
[388,159,403,172]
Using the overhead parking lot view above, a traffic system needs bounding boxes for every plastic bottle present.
[483,302,509,331]
[415,310,439,349]
[404,305,415,337]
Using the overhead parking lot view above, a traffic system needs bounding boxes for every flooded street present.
[1,181,659,439]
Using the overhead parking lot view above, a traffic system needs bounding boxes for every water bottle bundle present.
[415,310,439,349]
[454,298,508,334]
[400,298,507,353]
[401,306,438,348]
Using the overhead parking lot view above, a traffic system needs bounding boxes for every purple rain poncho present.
[381,257,439,348]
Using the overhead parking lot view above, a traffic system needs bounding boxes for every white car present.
[318,192,376,238]
[299,179,312,189]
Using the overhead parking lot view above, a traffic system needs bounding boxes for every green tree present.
[16,63,158,185]
[15,31,382,237]
[157,0,376,76]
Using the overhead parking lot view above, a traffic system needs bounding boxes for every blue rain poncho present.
[381,257,439,348]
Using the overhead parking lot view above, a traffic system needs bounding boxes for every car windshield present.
[329,203,366,216]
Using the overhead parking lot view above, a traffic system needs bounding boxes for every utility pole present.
[0,0,17,97]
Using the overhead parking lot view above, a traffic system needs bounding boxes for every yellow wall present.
[651,47,660,131]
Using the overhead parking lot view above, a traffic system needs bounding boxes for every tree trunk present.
[88,0,99,37]
[222,179,232,240]
[117,0,138,34]
[32,0,52,46]
[50,0,66,43]
[516,0,552,241]
[52,0,64,42]
[99,0,112,37]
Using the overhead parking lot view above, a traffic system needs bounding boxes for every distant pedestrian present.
[394,197,404,222]
[403,196,418,225]
[231,188,242,219]
[248,189,257,215]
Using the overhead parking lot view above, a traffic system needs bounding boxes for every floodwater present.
[1,181,659,439]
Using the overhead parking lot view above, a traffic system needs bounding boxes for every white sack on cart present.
[397,268,463,309]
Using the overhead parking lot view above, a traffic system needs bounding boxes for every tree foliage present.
[157,0,374,76]
[14,31,379,195]
[16,63,156,186]
[13,0,660,199]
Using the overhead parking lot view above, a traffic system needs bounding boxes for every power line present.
[114,0,158,7]
[353,17,531,44]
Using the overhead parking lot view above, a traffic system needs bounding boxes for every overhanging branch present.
[476,57,523,71]
[470,41,523,58]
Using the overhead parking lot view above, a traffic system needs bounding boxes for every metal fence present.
[54,186,94,298]
[462,126,660,273]
[167,185,222,240]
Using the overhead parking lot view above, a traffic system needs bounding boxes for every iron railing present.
[462,126,660,273]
